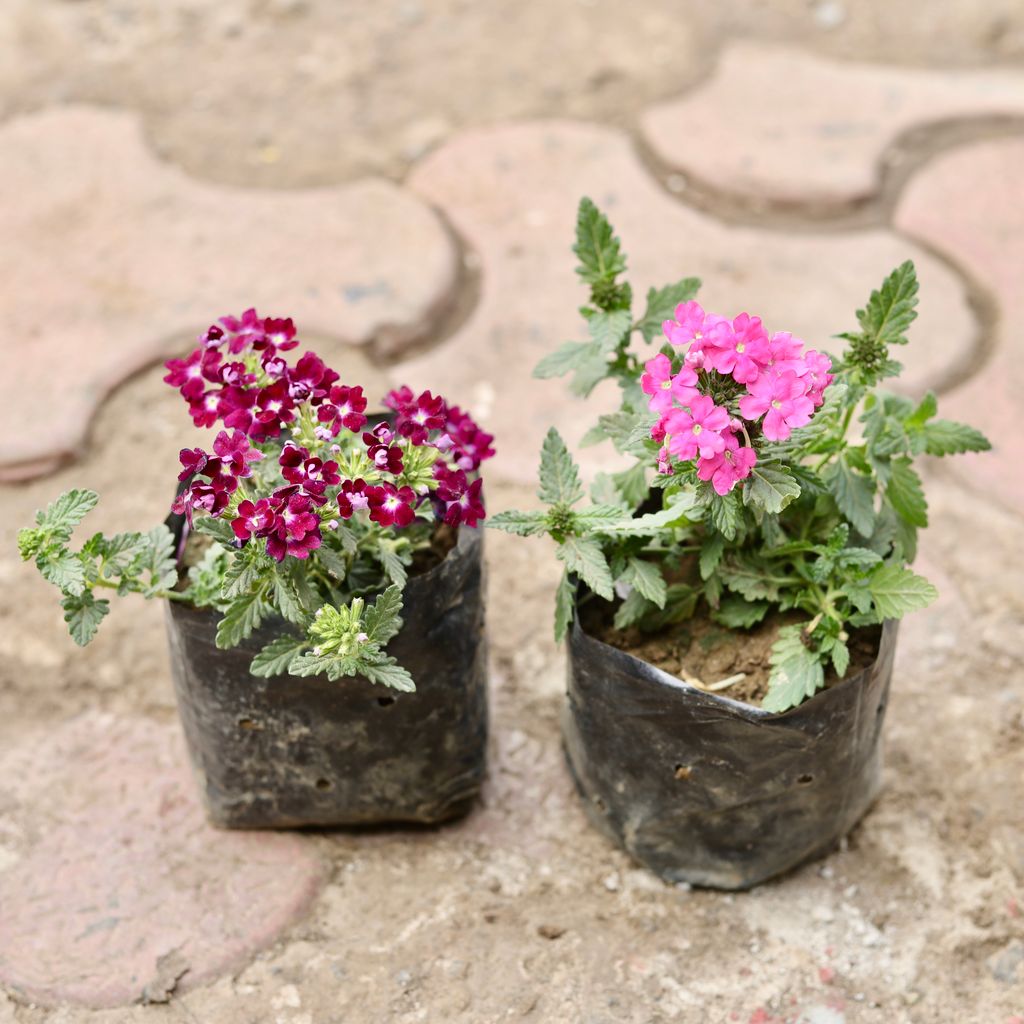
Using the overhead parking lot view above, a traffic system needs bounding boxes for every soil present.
[584,598,882,707]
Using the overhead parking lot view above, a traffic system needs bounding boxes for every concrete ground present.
[1,2,1023,1022]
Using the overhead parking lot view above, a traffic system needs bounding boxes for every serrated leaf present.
[250,635,308,677]
[886,457,928,528]
[743,464,801,515]
[831,639,850,677]
[37,489,99,535]
[533,341,597,380]
[699,534,725,580]
[610,463,650,508]
[61,591,110,646]
[215,589,268,649]
[557,536,614,600]
[823,452,875,537]
[763,625,825,712]
[718,560,781,602]
[568,348,613,397]
[273,577,307,625]
[364,585,404,645]
[587,309,633,352]
[579,423,608,448]
[598,494,696,536]
[635,277,701,343]
[710,596,769,629]
[866,564,937,619]
[376,545,408,587]
[538,428,584,506]
[486,510,550,537]
[622,558,667,607]
[192,516,236,546]
[856,260,918,348]
[316,544,350,580]
[922,419,992,457]
[706,489,743,541]
[361,659,416,693]
[554,571,575,643]
[39,551,87,596]
[223,551,265,599]
[573,197,626,287]
[574,505,631,533]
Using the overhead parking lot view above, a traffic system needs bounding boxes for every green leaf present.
[486,510,550,537]
[611,588,649,630]
[574,505,631,533]
[573,197,626,287]
[360,659,416,693]
[38,489,99,535]
[39,551,87,596]
[886,457,928,528]
[250,636,309,677]
[744,464,801,515]
[866,564,937,619]
[533,341,597,380]
[699,534,725,580]
[557,536,614,600]
[831,639,850,677]
[554,571,575,643]
[316,545,351,580]
[587,309,633,352]
[216,589,268,649]
[922,419,992,457]
[856,260,919,348]
[763,625,826,713]
[273,577,307,625]
[706,489,743,541]
[191,516,236,546]
[824,452,876,537]
[223,550,266,599]
[363,585,405,645]
[598,494,696,536]
[622,558,667,608]
[61,591,110,646]
[538,428,584,506]
[635,278,701,343]
[579,423,608,448]
[567,348,613,397]
[376,545,408,587]
[718,560,782,602]
[710,596,769,629]
[610,463,650,508]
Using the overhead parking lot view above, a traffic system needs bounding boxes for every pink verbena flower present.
[703,313,770,384]
[262,317,299,352]
[664,395,731,461]
[163,348,215,401]
[212,429,262,478]
[696,432,758,495]
[219,308,267,355]
[443,405,495,471]
[800,349,833,407]
[265,493,322,562]
[363,429,404,475]
[366,483,417,528]
[231,498,276,542]
[434,465,486,527]
[739,370,814,441]
[663,300,711,349]
[640,353,698,415]
[388,389,446,445]
[318,384,368,435]
[336,478,370,519]
[761,331,806,378]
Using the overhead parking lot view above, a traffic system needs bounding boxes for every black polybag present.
[562,609,898,889]
[164,521,488,829]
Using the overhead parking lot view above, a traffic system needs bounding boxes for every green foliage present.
[492,202,990,712]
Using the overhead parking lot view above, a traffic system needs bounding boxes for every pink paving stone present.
[896,137,1024,509]
[0,713,326,1008]
[641,44,1024,208]
[401,120,975,484]
[0,106,459,482]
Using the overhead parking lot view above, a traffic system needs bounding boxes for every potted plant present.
[18,310,495,829]
[490,199,990,889]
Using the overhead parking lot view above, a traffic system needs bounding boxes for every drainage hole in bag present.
[674,764,692,780]
[315,778,333,791]
[377,696,396,708]
[796,773,814,786]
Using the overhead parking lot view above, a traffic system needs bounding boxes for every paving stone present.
[895,137,1024,509]
[641,44,1024,208]
[0,713,325,1008]
[401,120,975,483]
[0,106,459,483]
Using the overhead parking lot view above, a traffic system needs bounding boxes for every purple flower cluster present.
[164,311,495,563]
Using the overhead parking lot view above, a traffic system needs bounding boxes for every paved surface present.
[1,5,1023,1023]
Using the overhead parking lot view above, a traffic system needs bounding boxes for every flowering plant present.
[18,311,494,692]
[490,199,989,711]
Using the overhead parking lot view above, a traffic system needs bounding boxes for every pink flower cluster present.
[642,301,832,495]
[164,308,368,443]
[166,311,495,561]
